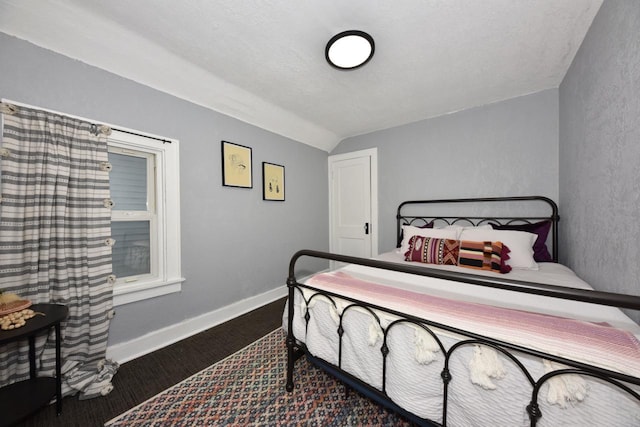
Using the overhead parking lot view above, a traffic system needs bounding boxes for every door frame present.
[328,148,378,257]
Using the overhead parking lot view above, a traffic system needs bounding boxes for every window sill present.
[112,277,185,306]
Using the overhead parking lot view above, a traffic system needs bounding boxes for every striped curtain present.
[0,103,118,399]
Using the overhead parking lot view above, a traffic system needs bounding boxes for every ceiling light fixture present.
[325,30,375,70]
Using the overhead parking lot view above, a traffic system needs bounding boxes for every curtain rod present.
[108,127,172,144]
[2,99,173,144]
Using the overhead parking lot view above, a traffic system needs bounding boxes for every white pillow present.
[458,228,538,270]
[441,224,493,239]
[400,225,458,255]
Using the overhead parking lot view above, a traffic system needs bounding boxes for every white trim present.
[328,148,379,257]
[107,130,182,304]
[112,277,185,306]
[106,285,287,364]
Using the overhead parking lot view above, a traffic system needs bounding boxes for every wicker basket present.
[0,300,32,316]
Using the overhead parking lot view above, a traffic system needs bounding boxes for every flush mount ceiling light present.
[325,30,375,70]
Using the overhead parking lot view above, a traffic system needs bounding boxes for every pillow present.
[404,236,459,265]
[458,240,511,274]
[397,220,433,246]
[489,221,553,262]
[404,236,511,274]
[443,224,493,230]
[458,228,538,270]
[400,225,458,255]
[440,224,493,240]
[418,221,434,229]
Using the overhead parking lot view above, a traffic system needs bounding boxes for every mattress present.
[285,251,640,426]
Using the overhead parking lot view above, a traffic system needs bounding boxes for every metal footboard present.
[285,250,640,426]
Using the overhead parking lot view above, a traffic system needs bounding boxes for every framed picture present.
[262,162,285,201]
[221,141,252,188]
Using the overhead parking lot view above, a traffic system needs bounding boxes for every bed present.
[284,196,640,426]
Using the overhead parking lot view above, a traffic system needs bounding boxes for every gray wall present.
[559,1,640,322]
[332,90,559,253]
[0,33,329,345]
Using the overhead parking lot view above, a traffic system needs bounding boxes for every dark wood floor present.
[17,297,287,427]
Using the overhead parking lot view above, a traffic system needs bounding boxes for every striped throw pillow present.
[458,240,511,274]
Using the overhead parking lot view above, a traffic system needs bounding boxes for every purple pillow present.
[490,220,553,262]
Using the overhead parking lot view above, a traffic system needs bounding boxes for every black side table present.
[0,303,68,427]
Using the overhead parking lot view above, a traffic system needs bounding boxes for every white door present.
[329,148,377,258]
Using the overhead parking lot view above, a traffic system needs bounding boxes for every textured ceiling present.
[0,0,602,151]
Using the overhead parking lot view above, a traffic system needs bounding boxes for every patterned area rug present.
[105,328,411,426]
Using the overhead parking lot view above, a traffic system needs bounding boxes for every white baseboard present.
[106,285,287,364]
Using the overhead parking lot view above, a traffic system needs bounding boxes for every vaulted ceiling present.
[0,0,602,151]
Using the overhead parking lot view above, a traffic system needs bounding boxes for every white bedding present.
[286,252,640,426]
[366,251,640,337]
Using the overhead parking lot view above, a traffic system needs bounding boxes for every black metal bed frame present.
[395,195,559,262]
[285,196,640,426]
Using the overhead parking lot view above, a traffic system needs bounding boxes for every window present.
[108,130,182,306]
[109,148,155,280]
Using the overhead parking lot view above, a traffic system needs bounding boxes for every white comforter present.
[286,252,640,426]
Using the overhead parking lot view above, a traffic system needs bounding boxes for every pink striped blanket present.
[306,271,640,378]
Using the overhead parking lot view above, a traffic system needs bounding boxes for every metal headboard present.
[396,196,560,262]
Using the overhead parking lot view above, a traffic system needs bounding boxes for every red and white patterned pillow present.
[404,236,459,265]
